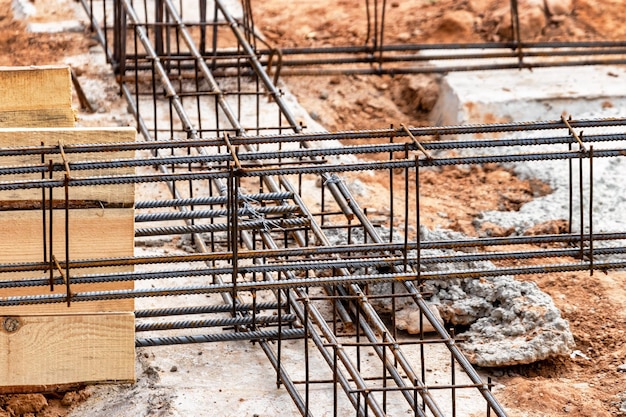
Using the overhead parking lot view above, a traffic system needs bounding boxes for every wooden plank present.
[0,127,136,204]
[0,275,134,315]
[0,129,136,313]
[0,208,134,314]
[0,109,77,128]
[0,313,135,390]
[0,68,137,391]
[0,66,75,128]
[0,66,72,111]
[0,208,134,262]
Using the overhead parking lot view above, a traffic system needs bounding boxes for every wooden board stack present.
[0,66,136,392]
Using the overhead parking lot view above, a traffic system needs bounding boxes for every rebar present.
[3,147,624,192]
[4,0,626,416]
[135,302,285,318]
[135,191,292,209]
[135,328,305,347]
[3,230,626,275]
[135,314,296,332]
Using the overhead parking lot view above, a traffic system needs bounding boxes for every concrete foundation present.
[431,65,626,128]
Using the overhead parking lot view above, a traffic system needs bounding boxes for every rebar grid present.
[3,0,626,416]
[85,0,626,78]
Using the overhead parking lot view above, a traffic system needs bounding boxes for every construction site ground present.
[0,0,625,416]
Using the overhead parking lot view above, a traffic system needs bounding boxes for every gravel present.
[326,225,576,367]
[474,107,626,242]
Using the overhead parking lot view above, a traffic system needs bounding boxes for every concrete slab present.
[431,65,626,127]
[27,21,85,33]
[426,59,626,239]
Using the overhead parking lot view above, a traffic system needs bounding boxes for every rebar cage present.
[2,0,626,416]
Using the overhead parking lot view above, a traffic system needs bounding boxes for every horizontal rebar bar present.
[0,136,613,178]
[268,40,626,54]
[4,244,624,290]
[254,50,626,70]
[3,231,626,275]
[2,118,626,158]
[135,314,296,332]
[135,191,292,209]
[135,216,309,236]
[2,140,620,180]
[135,328,305,347]
[4,244,625,291]
[134,204,300,222]
[3,148,624,191]
[268,58,626,76]
[134,302,285,318]
[3,259,626,307]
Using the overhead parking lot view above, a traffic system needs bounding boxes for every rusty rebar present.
[7,0,625,416]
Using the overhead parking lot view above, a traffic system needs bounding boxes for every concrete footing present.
[431,65,626,128]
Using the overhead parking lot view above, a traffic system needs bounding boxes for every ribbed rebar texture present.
[3,0,626,416]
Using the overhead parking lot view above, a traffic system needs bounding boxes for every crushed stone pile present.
[326,224,575,367]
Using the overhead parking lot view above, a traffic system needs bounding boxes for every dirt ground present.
[250,2,626,414]
[0,0,625,416]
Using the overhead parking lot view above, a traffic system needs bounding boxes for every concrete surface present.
[431,64,626,126]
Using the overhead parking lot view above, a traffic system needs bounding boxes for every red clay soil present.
[250,2,626,413]
[0,1,90,66]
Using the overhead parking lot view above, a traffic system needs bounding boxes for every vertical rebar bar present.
[304,299,310,416]
[451,328,456,417]
[415,156,424,413]
[48,159,54,290]
[382,332,387,414]
[589,145,594,274]
[568,142,573,234]
[378,0,387,69]
[277,269,283,389]
[509,0,524,67]
[333,344,338,417]
[579,151,584,261]
[231,165,240,317]
[64,175,70,307]
[487,377,493,417]
[389,128,394,243]
[41,143,50,290]
[199,0,207,54]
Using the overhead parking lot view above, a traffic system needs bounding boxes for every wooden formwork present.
[0,66,136,392]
